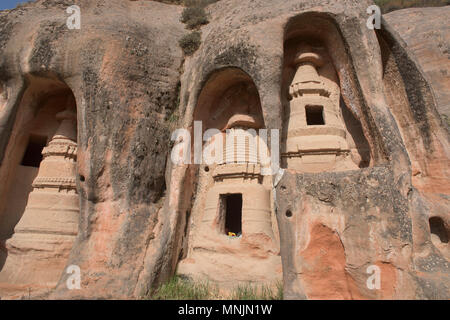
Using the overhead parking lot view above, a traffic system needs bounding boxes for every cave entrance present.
[430,217,449,244]
[223,194,242,235]
[21,134,47,167]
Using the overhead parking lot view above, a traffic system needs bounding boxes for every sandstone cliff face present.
[385,6,450,124]
[0,0,448,299]
[0,0,185,299]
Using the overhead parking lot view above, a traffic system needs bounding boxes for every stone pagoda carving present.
[2,106,79,289]
[177,114,280,286]
[282,42,358,172]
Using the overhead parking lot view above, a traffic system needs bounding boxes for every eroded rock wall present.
[0,0,185,299]
[385,6,450,124]
[0,0,448,299]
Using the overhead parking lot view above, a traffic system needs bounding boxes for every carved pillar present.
[177,125,280,285]
[283,43,357,172]
[206,127,272,235]
[1,106,79,289]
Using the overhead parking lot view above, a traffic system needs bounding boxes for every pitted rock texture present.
[276,167,448,299]
[0,0,448,299]
[385,6,450,125]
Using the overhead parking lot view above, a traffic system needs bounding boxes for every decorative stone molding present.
[32,177,77,190]
[42,143,77,160]
[213,163,262,182]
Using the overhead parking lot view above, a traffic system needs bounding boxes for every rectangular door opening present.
[223,194,242,235]
[306,105,325,125]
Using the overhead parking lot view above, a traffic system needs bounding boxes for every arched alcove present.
[429,216,449,245]
[194,67,265,132]
[280,14,373,173]
[428,216,449,258]
[177,68,281,287]
[0,76,80,296]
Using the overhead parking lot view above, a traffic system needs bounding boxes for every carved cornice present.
[289,82,331,98]
[42,143,77,160]
[281,149,351,158]
[32,177,77,190]
[213,163,263,181]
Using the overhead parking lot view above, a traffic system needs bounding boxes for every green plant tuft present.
[181,6,209,29]
[147,276,218,300]
[230,282,283,300]
[144,276,283,300]
[179,31,201,55]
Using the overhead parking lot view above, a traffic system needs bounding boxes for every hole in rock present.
[286,210,293,218]
[223,194,242,235]
[306,105,325,125]
[21,134,47,167]
[429,217,449,244]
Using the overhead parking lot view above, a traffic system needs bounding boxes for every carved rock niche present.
[177,68,282,288]
[281,36,371,173]
[0,87,79,297]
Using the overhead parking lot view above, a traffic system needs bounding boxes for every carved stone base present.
[0,232,76,298]
[178,180,281,287]
[0,190,78,297]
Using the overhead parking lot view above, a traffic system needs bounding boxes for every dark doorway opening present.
[430,217,449,244]
[223,194,242,235]
[306,105,325,125]
[21,134,47,167]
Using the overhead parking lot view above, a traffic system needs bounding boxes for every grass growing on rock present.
[181,6,209,29]
[179,31,201,55]
[147,276,283,300]
[181,0,219,29]
[177,0,219,55]
[149,276,219,300]
[230,282,284,300]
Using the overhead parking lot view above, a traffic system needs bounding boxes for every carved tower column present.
[1,106,79,289]
[178,125,280,285]
[283,43,358,172]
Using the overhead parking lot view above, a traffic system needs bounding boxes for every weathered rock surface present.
[385,6,450,125]
[0,0,185,299]
[0,0,448,300]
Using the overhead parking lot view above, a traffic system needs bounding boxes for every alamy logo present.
[366,265,381,290]
[66,5,81,30]
[366,5,381,30]
[66,264,81,290]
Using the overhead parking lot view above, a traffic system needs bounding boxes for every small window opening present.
[223,194,242,235]
[306,105,325,125]
[429,217,449,244]
[21,134,47,167]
